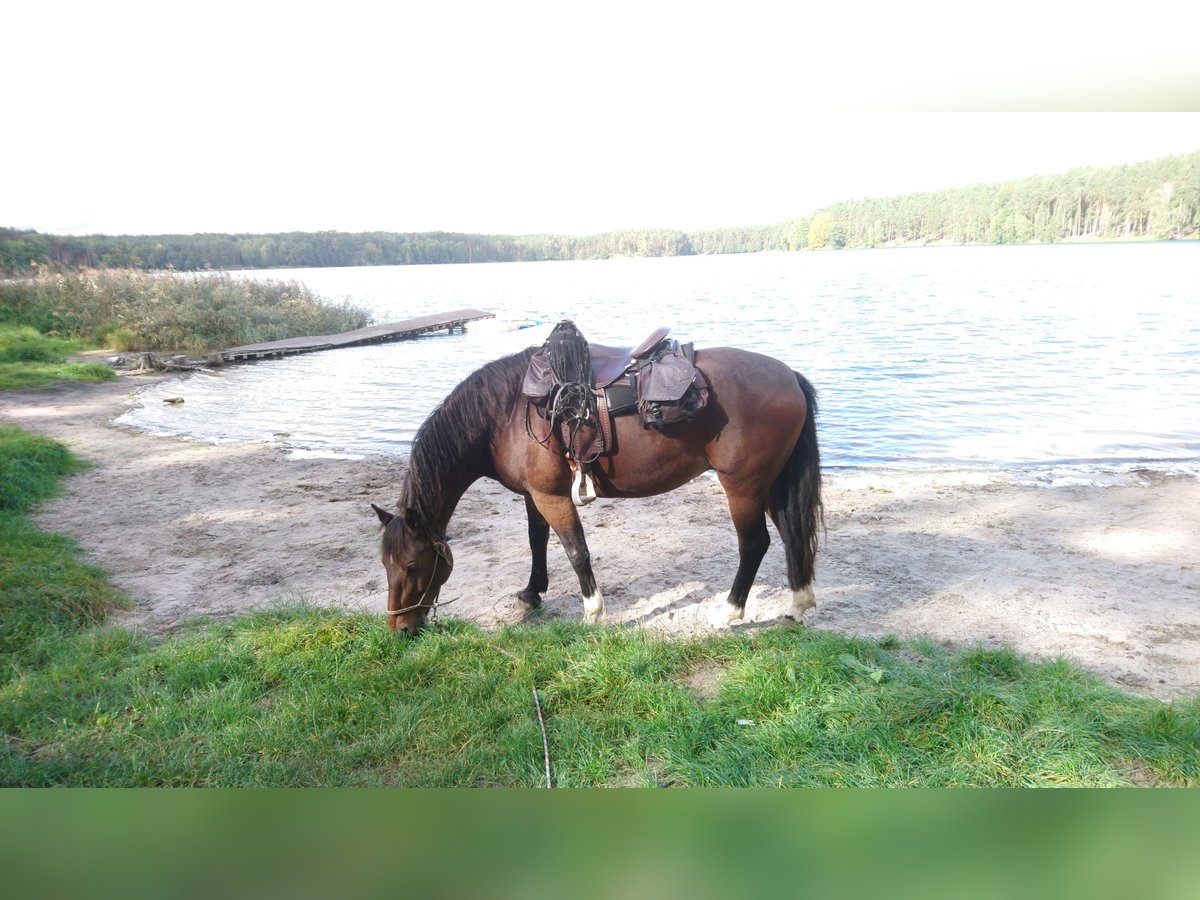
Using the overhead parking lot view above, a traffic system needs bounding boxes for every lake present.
[116,243,1200,479]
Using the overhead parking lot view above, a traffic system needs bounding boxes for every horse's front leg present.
[517,494,549,609]
[529,490,603,623]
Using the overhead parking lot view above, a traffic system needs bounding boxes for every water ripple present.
[117,244,1200,474]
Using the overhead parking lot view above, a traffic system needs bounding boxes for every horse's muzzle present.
[387,607,429,637]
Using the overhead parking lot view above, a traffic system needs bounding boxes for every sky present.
[5,2,1200,237]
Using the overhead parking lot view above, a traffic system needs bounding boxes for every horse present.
[371,341,822,636]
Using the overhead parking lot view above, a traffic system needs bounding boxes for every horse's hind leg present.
[768,505,816,621]
[529,491,604,623]
[517,495,549,609]
[715,487,772,625]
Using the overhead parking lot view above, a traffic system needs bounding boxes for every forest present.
[2,150,1196,274]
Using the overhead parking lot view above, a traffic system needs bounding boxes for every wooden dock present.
[218,308,494,362]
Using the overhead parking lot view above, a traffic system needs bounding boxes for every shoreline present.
[2,377,1198,700]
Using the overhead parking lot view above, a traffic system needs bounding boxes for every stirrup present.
[571,466,597,507]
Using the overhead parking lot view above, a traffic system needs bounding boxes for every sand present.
[3,376,1197,701]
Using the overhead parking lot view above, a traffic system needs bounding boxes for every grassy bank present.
[1,421,1196,786]
[0,425,129,679]
[0,326,115,391]
[0,269,371,354]
[3,604,1197,787]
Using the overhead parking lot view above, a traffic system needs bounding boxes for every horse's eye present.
[406,562,420,575]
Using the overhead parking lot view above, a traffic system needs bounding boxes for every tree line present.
[0,225,787,273]
[2,151,1195,273]
[797,150,1199,250]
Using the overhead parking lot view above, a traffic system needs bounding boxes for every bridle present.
[386,539,454,620]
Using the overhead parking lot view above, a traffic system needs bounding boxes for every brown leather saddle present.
[522,320,709,505]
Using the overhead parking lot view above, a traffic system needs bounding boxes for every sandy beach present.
[3,376,1198,701]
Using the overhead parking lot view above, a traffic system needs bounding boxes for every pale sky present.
[5,2,1199,237]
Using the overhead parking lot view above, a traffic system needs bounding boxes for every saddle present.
[522,320,709,505]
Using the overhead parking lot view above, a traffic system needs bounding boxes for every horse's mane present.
[398,348,533,532]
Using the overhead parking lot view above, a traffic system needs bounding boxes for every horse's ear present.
[371,503,395,526]
[404,507,421,530]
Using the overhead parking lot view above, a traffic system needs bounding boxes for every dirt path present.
[4,377,1198,700]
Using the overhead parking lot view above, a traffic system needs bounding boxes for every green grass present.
[0,326,80,364]
[0,422,85,513]
[0,361,116,391]
[0,325,117,391]
[2,608,1196,787]
[1,425,1196,787]
[0,425,129,678]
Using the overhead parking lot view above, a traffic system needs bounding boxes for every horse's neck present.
[425,466,479,534]
[408,351,524,532]
[408,421,490,534]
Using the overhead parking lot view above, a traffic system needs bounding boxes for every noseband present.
[387,539,454,619]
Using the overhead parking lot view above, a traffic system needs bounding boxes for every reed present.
[0,270,372,354]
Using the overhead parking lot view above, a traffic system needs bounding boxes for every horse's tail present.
[769,372,824,588]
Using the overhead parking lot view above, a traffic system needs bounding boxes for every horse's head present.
[372,503,453,636]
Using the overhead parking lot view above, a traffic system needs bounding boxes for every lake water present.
[116,243,1200,478]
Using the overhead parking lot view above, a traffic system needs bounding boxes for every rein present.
[525,380,603,465]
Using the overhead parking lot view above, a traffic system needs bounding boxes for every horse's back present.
[695,346,807,399]
[495,343,809,499]
[590,346,808,496]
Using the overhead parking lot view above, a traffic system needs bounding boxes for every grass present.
[2,605,1196,787]
[0,325,116,391]
[0,425,129,678]
[1,424,1196,787]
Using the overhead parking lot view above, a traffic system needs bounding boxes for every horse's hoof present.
[516,589,543,609]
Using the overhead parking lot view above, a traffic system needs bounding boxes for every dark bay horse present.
[371,344,822,635]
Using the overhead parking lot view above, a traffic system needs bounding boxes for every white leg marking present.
[583,588,604,623]
[706,592,744,628]
[789,585,816,621]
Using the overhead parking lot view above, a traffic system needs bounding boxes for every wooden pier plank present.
[219,308,494,361]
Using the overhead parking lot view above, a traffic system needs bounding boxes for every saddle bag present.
[635,341,709,430]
